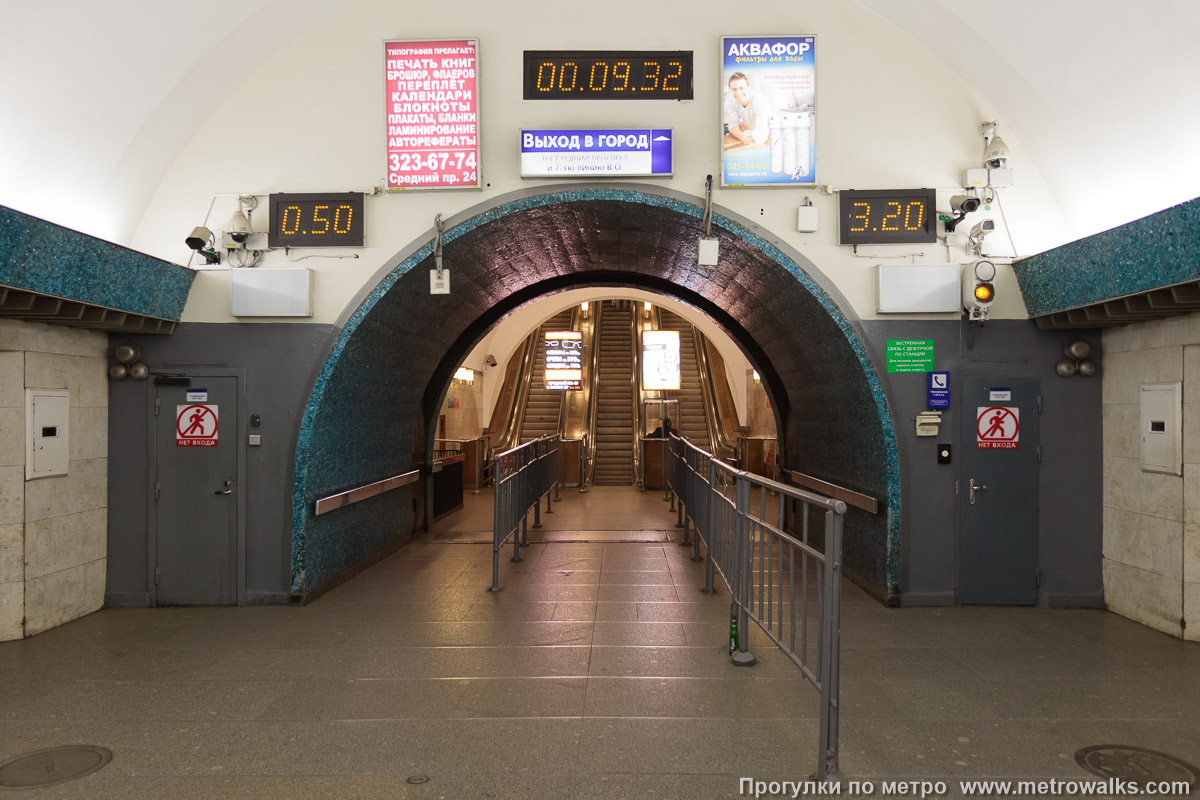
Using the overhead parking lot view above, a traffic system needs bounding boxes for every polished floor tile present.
[1,487,1198,798]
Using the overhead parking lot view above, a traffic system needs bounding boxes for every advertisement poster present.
[544,331,583,390]
[384,39,480,190]
[643,330,681,391]
[720,35,816,187]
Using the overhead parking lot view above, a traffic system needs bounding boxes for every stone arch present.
[292,186,899,599]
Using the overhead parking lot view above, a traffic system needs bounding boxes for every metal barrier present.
[491,435,560,591]
[664,433,847,782]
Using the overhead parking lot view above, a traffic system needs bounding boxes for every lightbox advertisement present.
[643,330,680,391]
[720,35,816,187]
[384,39,480,190]
[544,331,583,390]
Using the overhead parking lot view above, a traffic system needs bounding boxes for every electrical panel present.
[26,389,70,480]
[1141,382,1181,475]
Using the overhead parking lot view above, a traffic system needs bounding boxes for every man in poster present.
[723,72,771,147]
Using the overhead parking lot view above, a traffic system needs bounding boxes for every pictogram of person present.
[983,410,1008,439]
[183,408,208,436]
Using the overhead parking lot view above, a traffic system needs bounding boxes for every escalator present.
[657,309,711,452]
[518,308,575,441]
[592,302,636,485]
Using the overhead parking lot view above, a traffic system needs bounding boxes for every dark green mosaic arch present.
[291,187,901,596]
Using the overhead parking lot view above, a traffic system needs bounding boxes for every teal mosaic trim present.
[1014,196,1200,317]
[291,188,901,593]
[0,205,193,320]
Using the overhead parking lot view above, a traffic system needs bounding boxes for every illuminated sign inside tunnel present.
[642,330,680,391]
[544,331,583,390]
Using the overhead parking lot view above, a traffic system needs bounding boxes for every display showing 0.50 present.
[268,192,364,248]
[278,204,355,235]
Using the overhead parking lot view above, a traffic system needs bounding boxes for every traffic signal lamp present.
[963,260,997,321]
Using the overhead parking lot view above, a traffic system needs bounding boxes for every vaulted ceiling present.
[1,0,1197,250]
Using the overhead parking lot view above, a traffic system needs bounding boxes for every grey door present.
[957,376,1040,604]
[153,376,238,605]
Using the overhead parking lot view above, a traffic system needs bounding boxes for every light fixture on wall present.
[643,301,652,319]
[454,367,475,383]
[108,344,149,381]
[580,301,589,318]
[1056,339,1097,378]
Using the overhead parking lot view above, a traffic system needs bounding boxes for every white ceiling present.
[1,0,1197,250]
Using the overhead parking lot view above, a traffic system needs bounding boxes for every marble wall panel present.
[23,558,105,637]
[0,582,22,641]
[24,353,107,408]
[24,509,106,581]
[1103,558,1183,636]
[23,457,106,523]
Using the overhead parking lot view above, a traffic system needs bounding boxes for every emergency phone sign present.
[976,406,1018,449]
[176,405,219,447]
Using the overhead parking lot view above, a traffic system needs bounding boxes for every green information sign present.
[886,339,935,373]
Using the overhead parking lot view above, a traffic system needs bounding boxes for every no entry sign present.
[177,405,219,447]
[976,406,1018,449]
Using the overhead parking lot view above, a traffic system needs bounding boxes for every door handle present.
[969,478,988,505]
[215,480,232,496]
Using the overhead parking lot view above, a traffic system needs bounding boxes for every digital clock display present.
[523,51,693,100]
[838,189,936,245]
[268,193,364,248]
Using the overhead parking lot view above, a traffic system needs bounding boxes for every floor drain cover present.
[1075,745,1198,788]
[0,745,112,790]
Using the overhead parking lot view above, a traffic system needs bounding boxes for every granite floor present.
[1,488,1198,798]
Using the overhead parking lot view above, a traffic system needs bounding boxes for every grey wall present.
[863,319,1104,607]
[106,322,333,605]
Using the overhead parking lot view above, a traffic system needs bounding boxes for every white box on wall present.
[26,389,69,480]
[877,263,961,313]
[1141,382,1182,475]
[230,268,313,317]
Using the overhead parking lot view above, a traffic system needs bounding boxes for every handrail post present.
[817,507,844,783]
[490,452,503,592]
[702,458,717,593]
[731,473,756,667]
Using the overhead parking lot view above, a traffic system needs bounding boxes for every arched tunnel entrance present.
[292,187,900,601]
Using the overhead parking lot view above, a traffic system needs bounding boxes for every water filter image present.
[768,110,813,177]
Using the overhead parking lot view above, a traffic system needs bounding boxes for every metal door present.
[152,376,239,605]
[957,376,1040,604]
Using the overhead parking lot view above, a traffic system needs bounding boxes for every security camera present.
[950,195,981,214]
[969,219,996,239]
[966,219,996,256]
[186,226,213,251]
[983,133,1009,169]
[185,226,221,265]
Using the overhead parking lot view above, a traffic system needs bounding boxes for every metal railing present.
[664,433,847,782]
[491,435,560,591]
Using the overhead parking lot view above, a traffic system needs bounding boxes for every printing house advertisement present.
[721,35,816,187]
[384,38,480,190]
